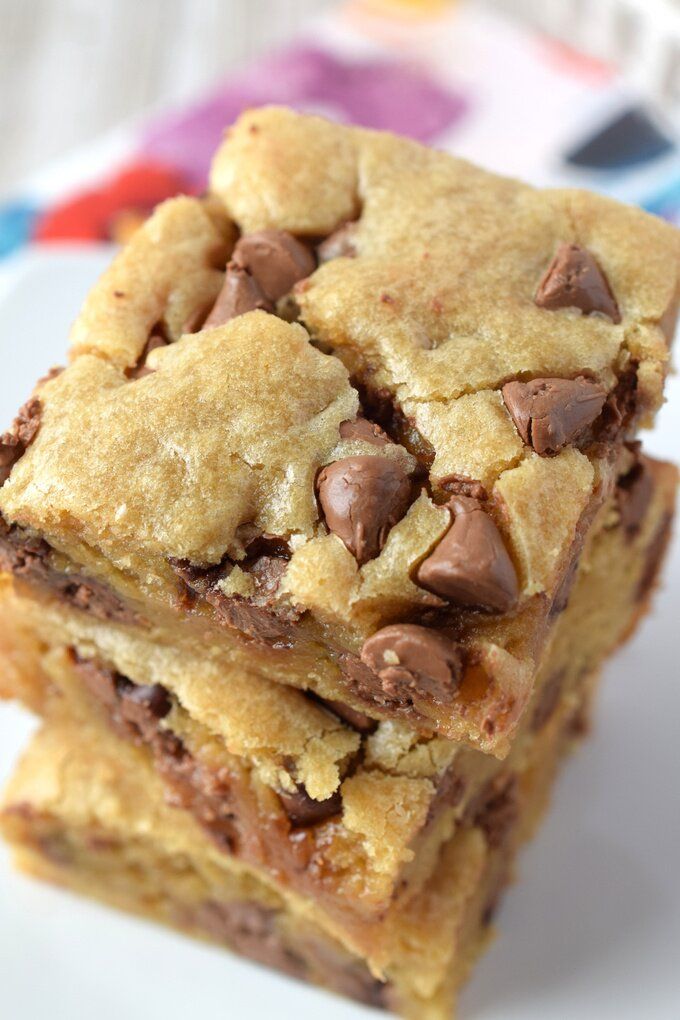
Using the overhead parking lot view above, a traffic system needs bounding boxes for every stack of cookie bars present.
[0,108,678,1019]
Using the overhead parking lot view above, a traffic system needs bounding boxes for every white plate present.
[0,247,678,1020]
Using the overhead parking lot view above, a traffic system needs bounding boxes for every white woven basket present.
[492,0,680,111]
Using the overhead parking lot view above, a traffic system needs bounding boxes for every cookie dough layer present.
[0,455,675,949]
[0,661,596,1020]
[2,109,679,752]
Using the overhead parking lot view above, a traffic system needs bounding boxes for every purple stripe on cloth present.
[140,45,469,187]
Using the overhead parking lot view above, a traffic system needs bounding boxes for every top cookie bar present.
[1,107,678,755]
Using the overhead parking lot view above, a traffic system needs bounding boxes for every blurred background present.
[0,0,337,193]
[1,0,680,254]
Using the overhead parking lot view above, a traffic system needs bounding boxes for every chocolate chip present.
[0,397,42,485]
[246,554,289,600]
[119,682,172,733]
[316,455,412,565]
[203,263,273,328]
[74,655,172,739]
[535,242,621,322]
[126,332,169,379]
[339,417,391,447]
[169,556,229,597]
[617,454,654,537]
[60,574,140,625]
[360,624,463,707]
[307,692,377,734]
[208,591,299,645]
[416,497,519,613]
[232,230,316,303]
[278,785,342,828]
[502,376,607,456]
[338,653,425,721]
[436,475,487,501]
[317,222,358,263]
[75,656,120,710]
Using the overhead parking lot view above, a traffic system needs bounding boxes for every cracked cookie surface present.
[1,106,679,750]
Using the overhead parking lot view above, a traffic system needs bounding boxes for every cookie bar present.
[0,657,598,1020]
[0,454,675,950]
[1,109,679,754]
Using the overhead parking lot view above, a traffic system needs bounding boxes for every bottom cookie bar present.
[1,664,598,1020]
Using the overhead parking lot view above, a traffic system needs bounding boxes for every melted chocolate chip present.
[118,681,172,733]
[316,455,412,565]
[352,382,436,469]
[203,263,273,328]
[535,243,621,322]
[76,656,119,710]
[169,541,300,646]
[232,230,316,302]
[169,556,229,597]
[126,332,169,379]
[338,417,391,447]
[74,656,239,850]
[207,591,299,645]
[0,397,42,484]
[75,656,171,741]
[308,693,377,735]
[317,222,358,263]
[617,453,654,537]
[436,475,488,501]
[360,624,463,707]
[277,785,343,828]
[0,519,140,625]
[502,377,607,456]
[596,363,639,441]
[416,497,519,614]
